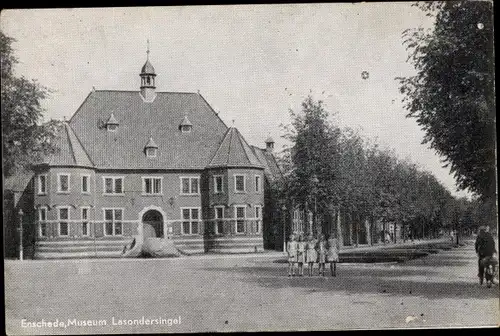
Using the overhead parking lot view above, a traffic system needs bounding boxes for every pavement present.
[4,238,499,334]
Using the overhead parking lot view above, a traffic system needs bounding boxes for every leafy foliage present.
[1,31,62,178]
[397,1,495,199]
[279,96,458,239]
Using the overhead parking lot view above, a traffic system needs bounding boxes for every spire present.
[140,40,156,102]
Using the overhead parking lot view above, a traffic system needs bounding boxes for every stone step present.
[37,245,125,253]
[34,250,123,259]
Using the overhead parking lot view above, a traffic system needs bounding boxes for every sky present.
[1,4,472,198]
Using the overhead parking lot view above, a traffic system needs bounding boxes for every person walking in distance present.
[306,233,318,276]
[327,234,340,277]
[475,226,496,285]
[287,234,298,276]
[316,234,327,276]
[296,234,306,276]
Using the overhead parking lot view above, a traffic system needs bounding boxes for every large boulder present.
[141,238,180,258]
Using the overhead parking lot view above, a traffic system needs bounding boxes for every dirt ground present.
[4,239,499,334]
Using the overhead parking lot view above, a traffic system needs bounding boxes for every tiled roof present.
[4,169,33,192]
[265,135,274,143]
[251,146,283,181]
[69,91,228,169]
[43,122,94,167]
[208,127,263,169]
[106,113,118,125]
[180,115,192,127]
[145,137,158,149]
[141,60,155,74]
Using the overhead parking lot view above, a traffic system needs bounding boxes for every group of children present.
[286,233,340,277]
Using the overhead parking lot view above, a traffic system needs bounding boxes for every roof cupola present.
[140,40,156,103]
[265,135,275,152]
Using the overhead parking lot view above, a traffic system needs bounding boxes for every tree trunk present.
[365,218,371,246]
[336,208,343,247]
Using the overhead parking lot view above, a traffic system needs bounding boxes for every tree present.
[1,31,61,178]
[282,96,338,233]
[398,1,495,199]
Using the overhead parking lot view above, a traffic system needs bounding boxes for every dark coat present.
[475,232,496,257]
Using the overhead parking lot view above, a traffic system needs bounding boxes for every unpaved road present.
[5,240,499,334]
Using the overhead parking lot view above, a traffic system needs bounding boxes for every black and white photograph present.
[1,2,497,334]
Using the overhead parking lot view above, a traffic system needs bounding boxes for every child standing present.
[316,234,327,276]
[306,234,318,276]
[327,235,340,277]
[296,234,306,276]
[286,234,298,276]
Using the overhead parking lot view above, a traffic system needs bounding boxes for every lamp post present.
[282,204,287,252]
[18,209,24,261]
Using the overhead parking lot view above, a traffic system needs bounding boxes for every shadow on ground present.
[202,251,499,301]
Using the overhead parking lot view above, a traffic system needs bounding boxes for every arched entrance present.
[142,210,164,238]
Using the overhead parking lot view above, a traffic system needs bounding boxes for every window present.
[81,207,90,236]
[38,175,47,195]
[81,175,90,193]
[181,125,192,133]
[107,124,118,132]
[255,175,262,193]
[235,206,246,234]
[143,177,162,195]
[180,177,200,195]
[182,208,200,235]
[104,209,123,236]
[146,148,157,158]
[214,175,223,193]
[58,207,70,236]
[234,174,246,193]
[214,206,224,234]
[103,177,124,195]
[38,207,47,237]
[57,173,70,193]
[254,205,262,234]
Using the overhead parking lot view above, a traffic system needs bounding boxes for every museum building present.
[7,51,282,259]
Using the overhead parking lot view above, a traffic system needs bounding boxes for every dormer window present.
[144,137,158,158]
[105,113,119,132]
[146,147,157,158]
[179,115,193,133]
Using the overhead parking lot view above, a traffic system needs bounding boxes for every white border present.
[233,205,246,234]
[38,206,48,237]
[213,175,224,194]
[57,206,70,236]
[102,176,125,195]
[179,176,200,196]
[180,207,202,235]
[57,173,71,194]
[138,205,167,239]
[214,205,225,234]
[141,176,163,195]
[38,174,48,195]
[81,206,90,236]
[234,174,247,193]
[254,174,262,193]
[102,208,124,236]
[81,174,91,194]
